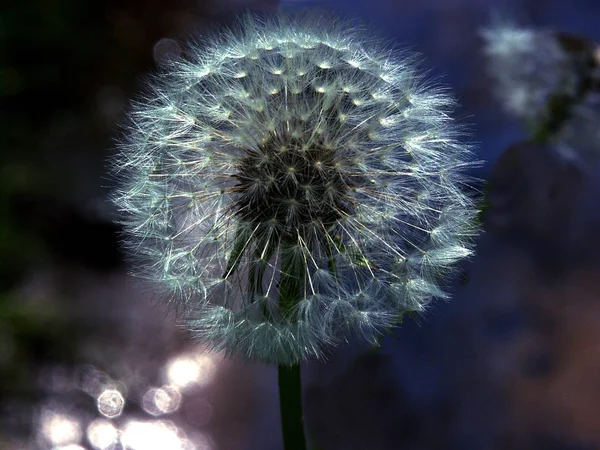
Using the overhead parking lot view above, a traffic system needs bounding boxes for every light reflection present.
[76,365,112,398]
[38,356,220,450]
[166,354,216,391]
[166,357,200,390]
[121,420,189,450]
[40,410,82,446]
[142,386,181,416]
[97,389,125,418]
[87,419,118,450]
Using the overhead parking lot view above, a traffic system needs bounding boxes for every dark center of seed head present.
[233,137,356,235]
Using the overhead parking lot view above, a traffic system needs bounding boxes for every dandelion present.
[482,20,600,161]
[481,21,579,124]
[111,14,478,365]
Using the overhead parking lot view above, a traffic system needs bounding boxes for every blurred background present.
[2,0,600,449]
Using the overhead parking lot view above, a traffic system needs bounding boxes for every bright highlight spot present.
[166,354,216,390]
[121,420,187,450]
[40,411,82,446]
[87,419,119,450]
[97,389,125,418]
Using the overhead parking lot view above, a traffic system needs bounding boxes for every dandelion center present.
[233,136,358,235]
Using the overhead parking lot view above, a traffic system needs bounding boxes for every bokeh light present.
[166,354,216,391]
[40,410,82,446]
[75,366,112,398]
[142,386,182,416]
[97,389,125,418]
[87,419,119,450]
[153,38,181,64]
[120,420,189,450]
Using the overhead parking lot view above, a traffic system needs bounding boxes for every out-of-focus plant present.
[111,13,479,450]
[481,19,600,157]
[481,18,600,263]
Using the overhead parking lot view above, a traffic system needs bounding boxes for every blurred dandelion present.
[481,21,579,124]
[111,13,478,365]
[482,19,600,149]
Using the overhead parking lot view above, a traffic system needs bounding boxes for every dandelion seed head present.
[112,14,478,364]
[481,21,579,122]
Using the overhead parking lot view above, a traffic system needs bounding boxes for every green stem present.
[277,238,307,450]
[226,224,308,449]
[278,363,307,450]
